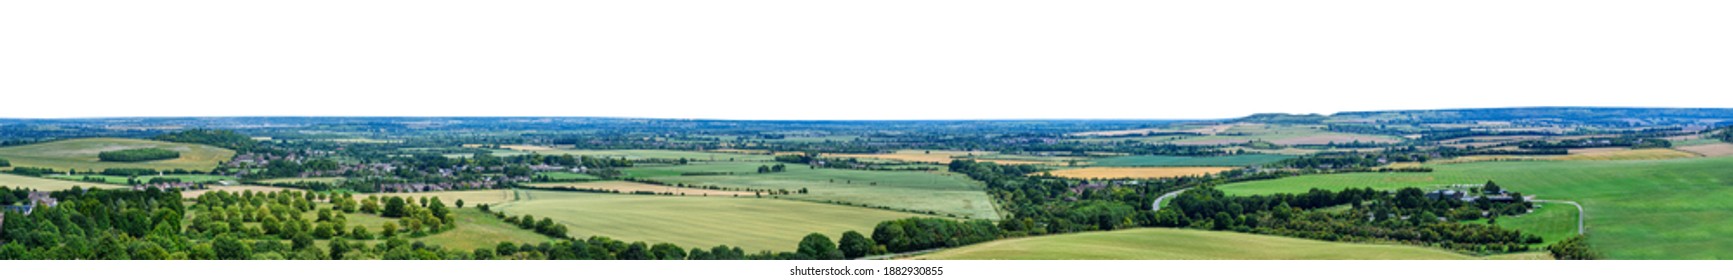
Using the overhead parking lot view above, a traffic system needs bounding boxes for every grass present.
[492,190,929,251]
[629,163,999,219]
[1467,201,1580,248]
[1090,154,1294,167]
[526,181,753,196]
[0,138,235,171]
[414,208,556,251]
[1214,156,1733,259]
[256,177,345,185]
[0,173,125,191]
[917,228,1479,260]
[534,149,776,162]
[1041,167,1236,180]
[537,172,600,181]
[46,174,234,185]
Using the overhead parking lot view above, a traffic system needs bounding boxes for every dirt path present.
[1534,199,1586,234]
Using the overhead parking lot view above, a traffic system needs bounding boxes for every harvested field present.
[0,173,124,191]
[1675,143,1733,157]
[1558,148,1697,161]
[526,181,754,196]
[1042,167,1236,179]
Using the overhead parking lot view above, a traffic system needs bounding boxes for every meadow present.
[0,138,235,171]
[536,172,601,181]
[0,173,124,191]
[525,181,754,196]
[630,163,999,219]
[1089,154,1293,167]
[491,190,927,251]
[1041,167,1236,180]
[47,174,234,185]
[413,208,556,251]
[533,149,776,162]
[917,228,1478,260]
[1214,156,1733,259]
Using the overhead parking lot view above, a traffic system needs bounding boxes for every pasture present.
[534,149,776,162]
[1090,154,1293,167]
[413,208,556,251]
[916,228,1477,260]
[536,172,601,181]
[1214,156,1733,259]
[631,164,999,219]
[492,190,928,251]
[0,138,236,171]
[1041,167,1236,180]
[47,174,234,185]
[0,173,124,191]
[525,181,754,196]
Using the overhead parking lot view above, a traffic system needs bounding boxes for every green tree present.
[838,231,873,259]
[797,233,844,260]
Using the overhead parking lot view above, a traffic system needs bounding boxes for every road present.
[1152,188,1190,212]
[1533,199,1586,234]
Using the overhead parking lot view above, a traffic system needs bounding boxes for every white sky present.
[2,1,1729,120]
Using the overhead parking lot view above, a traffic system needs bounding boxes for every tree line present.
[97,148,181,162]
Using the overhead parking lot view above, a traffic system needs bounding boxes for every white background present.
[3,0,1729,119]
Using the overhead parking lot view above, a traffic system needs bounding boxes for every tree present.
[360,198,380,214]
[382,197,408,217]
[381,222,398,238]
[838,231,873,259]
[797,233,844,260]
[291,233,315,250]
[212,234,252,260]
[455,199,465,208]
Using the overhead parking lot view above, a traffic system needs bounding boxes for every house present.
[1424,189,1465,201]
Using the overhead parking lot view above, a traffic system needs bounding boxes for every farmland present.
[0,138,235,171]
[491,190,928,251]
[1089,154,1293,167]
[1675,142,1733,157]
[0,172,125,191]
[629,164,1000,219]
[1215,156,1733,259]
[535,149,776,162]
[412,208,557,251]
[917,228,1478,260]
[525,181,753,196]
[47,174,234,185]
[1041,167,1236,180]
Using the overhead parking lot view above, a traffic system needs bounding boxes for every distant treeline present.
[153,129,257,151]
[98,148,181,162]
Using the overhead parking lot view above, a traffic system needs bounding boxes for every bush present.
[98,148,181,162]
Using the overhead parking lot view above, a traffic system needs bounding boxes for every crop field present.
[1041,167,1236,180]
[0,173,124,191]
[1558,148,1698,160]
[1090,154,1293,167]
[1675,142,1733,157]
[536,172,601,181]
[1214,156,1733,259]
[492,190,928,251]
[633,165,999,219]
[361,189,516,206]
[526,181,753,196]
[535,149,776,162]
[255,177,345,185]
[0,138,236,171]
[47,174,234,185]
[620,162,768,178]
[1467,201,1580,248]
[414,208,556,251]
[917,228,1477,260]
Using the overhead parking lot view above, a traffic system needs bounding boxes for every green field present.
[47,174,234,185]
[918,228,1478,260]
[536,172,601,181]
[1469,201,1580,248]
[1090,154,1294,167]
[492,190,928,251]
[534,149,776,162]
[0,138,236,171]
[1214,156,1733,259]
[626,162,999,219]
[255,177,345,185]
[414,208,556,251]
[0,173,125,191]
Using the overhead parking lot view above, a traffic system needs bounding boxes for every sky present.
[2,1,1729,120]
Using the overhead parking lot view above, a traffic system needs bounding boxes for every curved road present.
[1534,199,1586,234]
[1152,188,1190,212]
